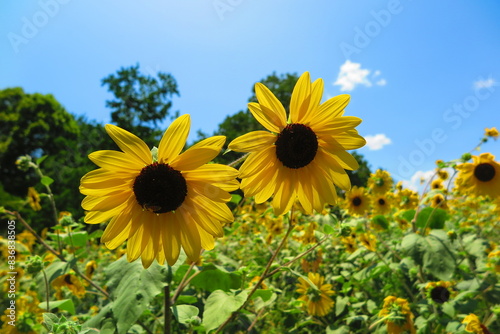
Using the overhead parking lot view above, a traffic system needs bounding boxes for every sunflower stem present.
[42,269,50,311]
[164,285,171,334]
[215,210,295,333]
[227,152,250,168]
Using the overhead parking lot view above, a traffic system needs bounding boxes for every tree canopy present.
[101,64,179,146]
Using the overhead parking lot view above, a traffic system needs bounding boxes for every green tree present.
[0,87,80,197]
[102,64,179,146]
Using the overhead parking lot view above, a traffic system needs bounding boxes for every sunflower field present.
[1,72,500,334]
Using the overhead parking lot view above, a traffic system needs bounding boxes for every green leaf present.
[40,175,54,186]
[251,289,276,311]
[416,207,448,229]
[36,155,48,166]
[42,313,59,331]
[65,231,88,247]
[422,231,456,281]
[323,223,335,235]
[335,296,349,316]
[401,233,425,266]
[104,256,169,334]
[441,302,455,318]
[202,290,248,332]
[371,215,388,230]
[230,194,242,204]
[39,299,75,315]
[176,295,198,305]
[171,305,199,325]
[402,209,416,222]
[326,326,350,334]
[40,259,75,283]
[189,264,242,292]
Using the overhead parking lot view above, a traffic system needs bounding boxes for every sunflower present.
[345,186,370,216]
[485,127,499,139]
[396,188,419,211]
[296,272,334,317]
[358,232,377,252]
[27,187,41,211]
[462,313,490,334]
[372,193,392,215]
[85,260,97,279]
[52,273,86,299]
[431,179,444,190]
[455,153,500,198]
[430,193,448,210]
[378,296,416,334]
[437,169,449,180]
[228,72,365,215]
[80,115,239,268]
[425,281,454,304]
[367,169,393,194]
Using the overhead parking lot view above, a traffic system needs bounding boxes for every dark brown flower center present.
[352,197,362,207]
[64,274,73,285]
[430,286,450,303]
[474,163,495,182]
[275,123,318,169]
[378,198,386,206]
[133,162,187,214]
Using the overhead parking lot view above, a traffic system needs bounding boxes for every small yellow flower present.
[85,260,97,279]
[340,235,357,253]
[396,189,419,211]
[425,281,454,303]
[27,187,41,211]
[378,296,416,334]
[431,193,448,210]
[487,250,500,273]
[17,230,36,252]
[462,313,487,334]
[431,179,444,190]
[437,169,449,180]
[358,233,377,252]
[344,186,370,216]
[249,276,268,290]
[367,169,393,194]
[485,127,499,139]
[296,272,334,317]
[372,193,392,215]
[301,249,323,272]
[52,273,86,299]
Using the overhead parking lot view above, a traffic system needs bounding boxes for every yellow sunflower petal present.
[82,192,132,211]
[272,168,297,215]
[190,180,231,202]
[228,131,276,152]
[89,150,144,171]
[105,124,152,165]
[157,114,190,163]
[329,150,359,170]
[170,147,221,171]
[198,227,215,250]
[248,102,285,133]
[162,213,182,266]
[178,212,202,262]
[301,78,324,124]
[290,72,312,123]
[309,94,350,127]
[141,241,155,269]
[189,135,226,150]
[84,202,128,224]
[254,82,287,127]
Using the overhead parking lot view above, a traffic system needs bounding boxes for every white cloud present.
[334,60,386,91]
[364,134,391,150]
[400,168,455,193]
[401,170,435,192]
[334,60,372,91]
[473,77,496,90]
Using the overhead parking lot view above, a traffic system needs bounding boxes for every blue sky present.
[1,0,499,188]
